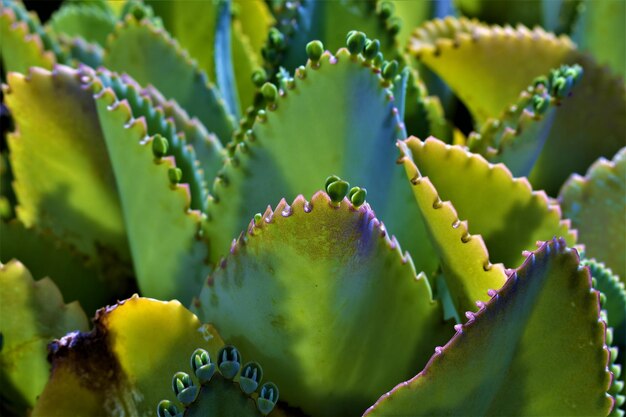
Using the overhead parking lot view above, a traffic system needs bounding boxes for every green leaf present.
[141,84,225,187]
[203,47,438,277]
[560,148,626,281]
[265,0,400,73]
[402,137,576,269]
[399,139,508,315]
[195,192,451,416]
[409,17,575,124]
[0,5,56,73]
[104,16,236,144]
[233,0,274,60]
[231,18,262,112]
[33,296,223,417]
[90,75,211,303]
[365,238,615,416]
[49,3,116,46]
[388,0,435,47]
[4,66,129,261]
[468,64,583,177]
[0,220,128,316]
[409,17,626,194]
[59,35,104,68]
[213,0,240,118]
[572,0,626,80]
[0,259,88,414]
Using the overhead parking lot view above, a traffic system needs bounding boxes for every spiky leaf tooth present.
[0,260,89,414]
[468,64,583,177]
[264,0,399,73]
[49,3,116,46]
[93,69,209,212]
[141,84,225,186]
[158,346,283,416]
[398,139,507,315]
[571,0,625,80]
[409,17,574,123]
[0,220,129,315]
[365,239,615,416]
[33,296,224,417]
[232,0,275,60]
[195,192,452,416]
[0,2,56,73]
[409,17,625,193]
[583,259,626,392]
[401,138,576,270]
[4,66,129,261]
[89,75,211,303]
[204,47,438,276]
[560,148,626,282]
[104,16,236,144]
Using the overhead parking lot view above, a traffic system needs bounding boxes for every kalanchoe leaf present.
[33,296,224,416]
[195,192,451,416]
[365,239,615,416]
[0,1,56,74]
[402,137,576,271]
[88,70,211,302]
[48,3,116,46]
[173,371,199,405]
[468,64,584,177]
[239,362,263,395]
[560,147,626,281]
[399,138,507,314]
[410,17,625,193]
[191,348,217,384]
[0,220,127,315]
[59,36,104,68]
[217,345,242,380]
[4,66,129,261]
[257,382,279,416]
[232,0,275,61]
[571,0,626,80]
[203,45,438,277]
[231,18,263,112]
[104,16,236,144]
[264,0,399,75]
[0,260,89,414]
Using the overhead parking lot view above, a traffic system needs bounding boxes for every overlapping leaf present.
[33,296,223,417]
[196,191,451,416]
[365,239,615,416]
[0,260,88,414]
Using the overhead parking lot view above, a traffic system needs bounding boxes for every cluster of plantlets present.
[0,0,624,415]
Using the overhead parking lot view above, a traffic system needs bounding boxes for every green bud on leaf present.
[252,69,267,87]
[379,1,394,18]
[157,400,179,417]
[350,187,367,207]
[172,372,198,405]
[239,362,264,394]
[327,180,350,203]
[261,83,278,102]
[217,345,241,379]
[364,39,380,60]
[306,40,324,62]
[190,348,216,384]
[382,60,399,80]
[152,134,169,158]
[257,382,279,416]
[325,175,342,190]
[168,168,182,184]
[347,31,367,55]
[532,95,550,115]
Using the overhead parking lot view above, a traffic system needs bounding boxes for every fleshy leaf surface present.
[33,296,223,417]
[4,66,129,260]
[104,16,236,144]
[49,3,116,46]
[0,3,56,73]
[0,260,88,413]
[365,238,615,416]
[560,148,626,281]
[195,192,451,416]
[409,17,626,193]
[0,220,126,315]
[90,75,211,302]
[399,139,507,315]
[204,47,438,276]
[402,137,576,269]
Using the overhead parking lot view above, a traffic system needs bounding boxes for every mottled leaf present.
[365,239,615,416]
[33,296,223,417]
[196,191,451,416]
[560,148,625,281]
[0,260,88,414]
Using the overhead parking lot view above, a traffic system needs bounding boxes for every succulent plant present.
[0,0,624,416]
